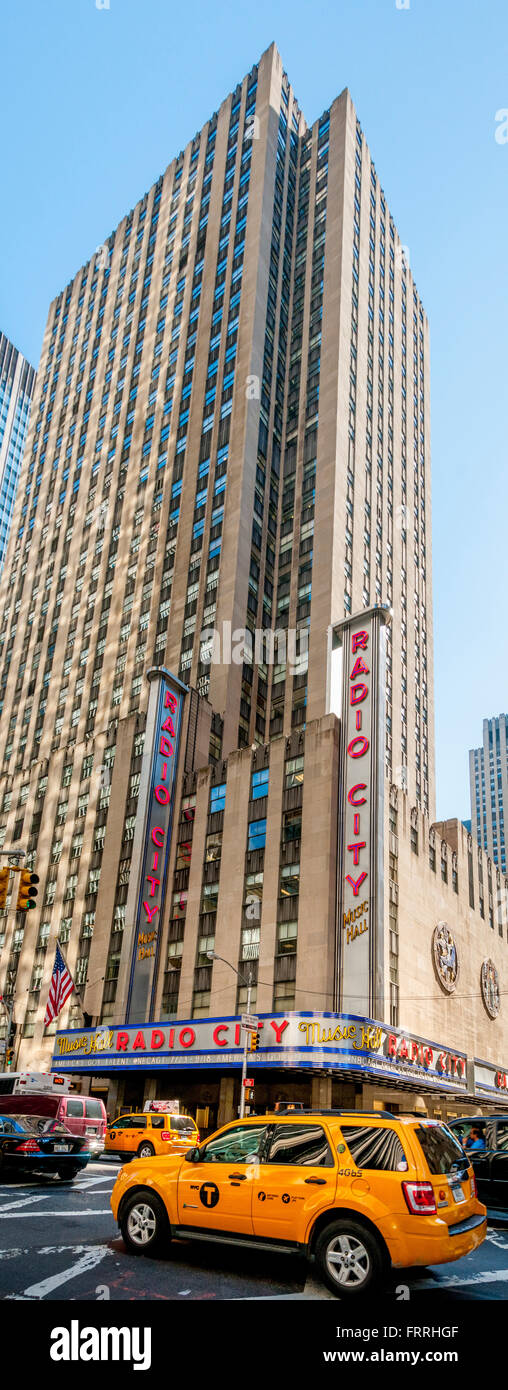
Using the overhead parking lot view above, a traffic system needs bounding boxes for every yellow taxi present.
[110,1108,487,1295]
[105,1111,199,1160]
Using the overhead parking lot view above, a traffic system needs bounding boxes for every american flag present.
[44,944,75,1026]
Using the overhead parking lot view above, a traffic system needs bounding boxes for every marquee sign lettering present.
[329,607,391,1016]
[121,668,187,1024]
[53,1011,473,1094]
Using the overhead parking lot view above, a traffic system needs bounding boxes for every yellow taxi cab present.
[105,1111,199,1160]
[110,1108,487,1295]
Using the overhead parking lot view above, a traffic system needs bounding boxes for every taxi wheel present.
[137,1142,155,1158]
[121,1191,170,1256]
[315,1219,384,1296]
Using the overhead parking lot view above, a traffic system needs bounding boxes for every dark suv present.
[447,1115,508,1216]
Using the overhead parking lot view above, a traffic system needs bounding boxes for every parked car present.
[0,1113,91,1180]
[105,1111,199,1160]
[0,1091,106,1155]
[111,1110,486,1296]
[447,1115,508,1214]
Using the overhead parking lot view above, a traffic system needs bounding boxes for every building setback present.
[0,333,36,570]
[0,44,503,1126]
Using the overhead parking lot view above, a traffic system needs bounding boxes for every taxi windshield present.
[415,1124,467,1174]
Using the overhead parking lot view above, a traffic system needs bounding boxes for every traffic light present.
[0,867,10,909]
[5,1047,14,1066]
[250,1031,260,1051]
[16,869,39,911]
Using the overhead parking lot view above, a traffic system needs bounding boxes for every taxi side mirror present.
[184,1146,202,1163]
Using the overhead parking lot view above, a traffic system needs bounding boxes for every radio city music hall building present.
[0,45,506,1125]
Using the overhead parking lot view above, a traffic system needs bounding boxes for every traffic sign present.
[241,1014,259,1031]
[243,1077,254,1087]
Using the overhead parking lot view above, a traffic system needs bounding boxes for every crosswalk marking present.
[5,1244,110,1300]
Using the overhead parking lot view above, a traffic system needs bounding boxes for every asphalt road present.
[0,1160,507,1302]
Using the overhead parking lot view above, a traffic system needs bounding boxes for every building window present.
[273,980,295,1011]
[280,863,300,896]
[248,818,266,852]
[210,783,226,813]
[285,755,304,788]
[251,768,269,800]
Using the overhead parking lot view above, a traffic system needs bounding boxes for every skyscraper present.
[0,333,36,570]
[470,716,508,873]
[0,43,434,1064]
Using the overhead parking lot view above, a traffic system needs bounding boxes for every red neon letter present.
[152,826,165,847]
[348,784,367,806]
[387,1033,398,1057]
[116,1032,129,1052]
[146,876,160,897]
[143,902,159,924]
[165,691,178,712]
[160,727,175,750]
[179,1027,196,1049]
[347,841,366,866]
[350,656,370,679]
[347,736,370,758]
[270,1020,289,1043]
[213,1025,229,1047]
[345,872,368,896]
[351,630,369,653]
[132,1031,146,1051]
[154,784,170,804]
[151,1029,165,1050]
[350,683,368,705]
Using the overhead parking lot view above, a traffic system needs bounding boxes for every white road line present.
[5,1244,110,1299]
[0,1208,112,1219]
[414,1267,508,1290]
[0,1192,57,1213]
[234,1266,508,1299]
[72,1174,118,1190]
[485,1230,508,1250]
[0,1243,109,1261]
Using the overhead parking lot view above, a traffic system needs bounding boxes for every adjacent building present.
[0,44,505,1126]
[0,333,36,570]
[470,716,508,875]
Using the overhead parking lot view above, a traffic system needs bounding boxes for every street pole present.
[0,994,14,1070]
[207,951,253,1121]
[239,971,252,1121]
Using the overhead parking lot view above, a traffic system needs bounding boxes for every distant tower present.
[470,715,508,872]
[0,333,36,568]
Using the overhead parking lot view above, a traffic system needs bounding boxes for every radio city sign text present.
[343,626,373,945]
[137,686,180,963]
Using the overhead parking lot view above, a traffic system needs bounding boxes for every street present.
[0,1160,507,1302]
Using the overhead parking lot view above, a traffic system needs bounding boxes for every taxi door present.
[106,1117,129,1153]
[125,1114,148,1153]
[252,1122,338,1242]
[177,1123,268,1235]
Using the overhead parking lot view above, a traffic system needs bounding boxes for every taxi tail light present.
[14,1140,41,1153]
[470,1173,477,1198]
[402,1181,436,1215]
[160,1132,173,1141]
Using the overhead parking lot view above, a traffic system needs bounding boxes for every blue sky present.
[1,0,507,820]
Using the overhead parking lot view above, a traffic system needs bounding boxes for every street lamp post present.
[206,951,253,1119]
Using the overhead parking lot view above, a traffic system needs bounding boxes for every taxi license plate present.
[54,1143,70,1153]
[451,1182,465,1203]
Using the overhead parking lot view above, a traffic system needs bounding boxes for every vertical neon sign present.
[124,668,188,1024]
[328,606,390,1018]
